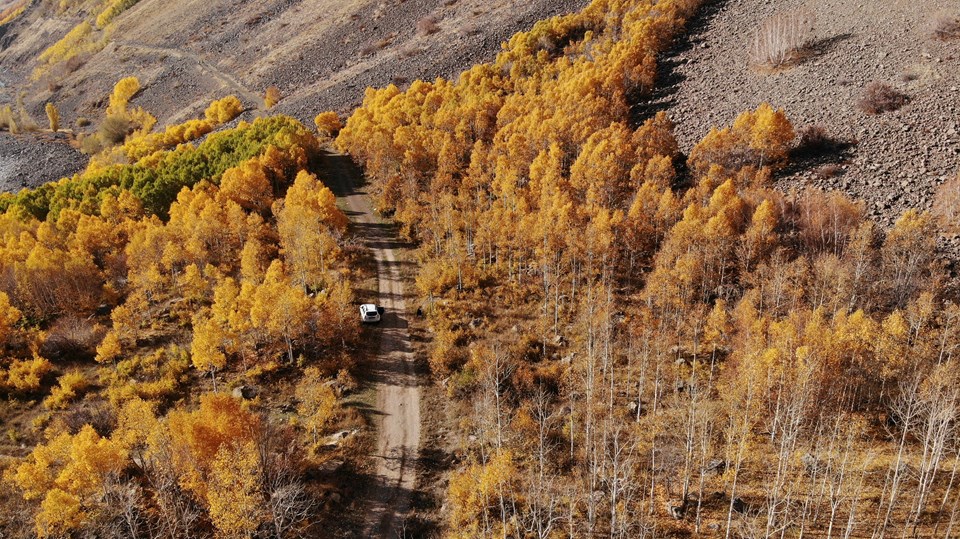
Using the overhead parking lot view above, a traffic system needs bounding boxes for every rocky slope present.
[0,131,84,191]
[0,0,587,192]
[655,0,959,226]
[0,0,587,128]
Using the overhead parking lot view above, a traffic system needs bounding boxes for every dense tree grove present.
[338,0,960,536]
[1,0,958,536]
[0,85,362,537]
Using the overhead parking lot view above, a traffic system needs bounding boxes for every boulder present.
[232,385,257,399]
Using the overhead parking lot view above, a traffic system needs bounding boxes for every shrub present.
[417,15,440,36]
[44,370,90,410]
[858,81,909,114]
[749,10,814,67]
[98,114,134,145]
[793,124,851,158]
[62,402,116,436]
[815,163,843,180]
[63,54,86,74]
[41,315,103,361]
[2,356,54,393]
[79,133,104,155]
[264,86,281,109]
[0,105,15,131]
[933,13,960,40]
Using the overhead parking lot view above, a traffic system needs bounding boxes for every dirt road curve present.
[112,40,265,118]
[322,150,421,538]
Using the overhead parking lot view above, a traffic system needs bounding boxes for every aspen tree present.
[45,103,59,132]
[208,441,263,538]
[0,291,20,347]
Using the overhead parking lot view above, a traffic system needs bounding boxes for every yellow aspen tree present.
[107,77,140,115]
[0,290,21,347]
[45,103,59,132]
[569,123,636,209]
[204,95,244,125]
[56,425,128,497]
[276,171,347,291]
[295,367,339,445]
[219,158,273,213]
[178,263,209,308]
[35,489,83,538]
[207,441,263,538]
[113,397,158,455]
[239,237,268,284]
[164,393,261,500]
[11,425,127,537]
[738,103,794,168]
[249,260,312,363]
[314,111,342,138]
[191,314,228,389]
[633,111,679,164]
[739,199,780,271]
[882,209,936,308]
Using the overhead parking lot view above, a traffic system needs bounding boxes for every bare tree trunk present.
[933,444,960,536]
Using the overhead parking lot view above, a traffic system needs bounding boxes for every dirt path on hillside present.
[322,150,422,538]
[112,40,264,113]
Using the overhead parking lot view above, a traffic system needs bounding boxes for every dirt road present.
[112,40,265,121]
[322,150,421,538]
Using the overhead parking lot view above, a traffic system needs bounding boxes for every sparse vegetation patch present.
[417,14,440,36]
[858,81,910,114]
[749,9,815,68]
[933,13,960,40]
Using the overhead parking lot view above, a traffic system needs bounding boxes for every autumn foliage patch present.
[338,0,960,535]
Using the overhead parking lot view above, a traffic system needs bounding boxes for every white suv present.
[360,304,381,323]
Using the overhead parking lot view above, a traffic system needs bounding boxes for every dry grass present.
[98,114,133,144]
[40,315,104,361]
[362,35,395,56]
[816,163,843,180]
[795,124,846,156]
[933,175,960,232]
[399,44,420,58]
[264,85,281,109]
[417,14,440,36]
[857,81,909,114]
[933,13,960,40]
[749,10,815,68]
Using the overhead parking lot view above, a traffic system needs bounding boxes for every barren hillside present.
[1,0,587,127]
[0,0,587,190]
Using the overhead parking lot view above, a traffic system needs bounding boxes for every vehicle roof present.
[360,303,378,309]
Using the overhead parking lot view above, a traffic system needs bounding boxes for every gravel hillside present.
[655,0,960,226]
[0,0,587,193]
[0,0,588,127]
[0,132,84,192]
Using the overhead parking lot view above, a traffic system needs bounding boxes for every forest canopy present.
[336,0,960,535]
